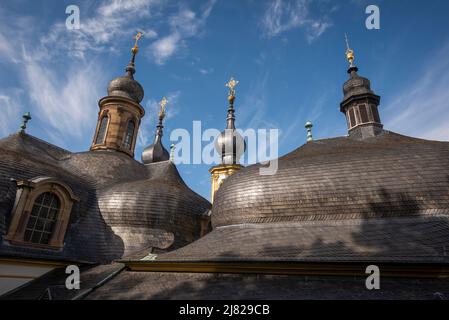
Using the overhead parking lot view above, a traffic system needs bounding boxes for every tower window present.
[95,116,109,144]
[349,108,356,128]
[359,104,369,123]
[371,104,381,123]
[24,192,60,245]
[123,120,135,150]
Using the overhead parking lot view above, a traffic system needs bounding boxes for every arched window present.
[5,177,79,249]
[95,116,108,144]
[123,120,135,150]
[24,192,60,245]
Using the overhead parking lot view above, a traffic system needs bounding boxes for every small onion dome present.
[142,136,169,164]
[107,36,144,103]
[215,129,246,165]
[107,75,144,103]
[142,100,169,164]
[342,66,374,102]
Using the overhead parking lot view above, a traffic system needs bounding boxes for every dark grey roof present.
[83,270,449,300]
[213,131,449,228]
[94,161,211,255]
[154,215,449,264]
[0,133,210,263]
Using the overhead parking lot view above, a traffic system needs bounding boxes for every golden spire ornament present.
[225,77,239,97]
[345,33,355,67]
[132,31,143,55]
[158,96,168,120]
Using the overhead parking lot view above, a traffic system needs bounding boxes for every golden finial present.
[225,77,239,97]
[132,31,143,55]
[345,33,355,67]
[158,96,168,120]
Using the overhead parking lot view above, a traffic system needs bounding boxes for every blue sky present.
[1,0,449,200]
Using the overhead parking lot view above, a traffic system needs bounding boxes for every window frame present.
[5,177,79,250]
[122,119,136,150]
[93,112,110,146]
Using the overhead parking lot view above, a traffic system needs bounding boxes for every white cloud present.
[150,0,216,65]
[0,90,24,136]
[151,33,182,65]
[260,0,332,42]
[23,57,104,145]
[40,0,161,60]
[0,0,160,147]
[383,43,449,142]
[199,67,214,75]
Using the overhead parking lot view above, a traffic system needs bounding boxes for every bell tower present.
[209,78,246,203]
[340,35,383,139]
[90,32,145,157]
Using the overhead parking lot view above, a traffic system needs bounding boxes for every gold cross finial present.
[345,33,355,67]
[132,31,143,55]
[225,77,239,97]
[159,96,168,120]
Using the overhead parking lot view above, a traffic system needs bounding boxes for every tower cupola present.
[90,32,145,157]
[340,35,383,139]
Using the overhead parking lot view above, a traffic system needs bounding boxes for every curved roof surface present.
[0,133,210,263]
[212,131,449,228]
[152,130,449,264]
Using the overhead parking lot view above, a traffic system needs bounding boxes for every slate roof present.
[0,132,211,263]
[140,130,449,264]
[213,130,449,227]
[84,271,449,300]
[154,215,449,264]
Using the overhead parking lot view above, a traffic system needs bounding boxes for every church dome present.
[96,161,211,254]
[211,131,449,228]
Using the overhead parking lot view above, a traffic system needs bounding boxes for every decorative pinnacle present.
[131,31,143,55]
[305,121,313,142]
[170,144,175,162]
[225,77,239,98]
[158,96,168,120]
[19,112,32,133]
[345,33,355,68]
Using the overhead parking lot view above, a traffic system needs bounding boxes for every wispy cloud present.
[383,42,449,142]
[23,55,104,146]
[199,67,214,75]
[0,0,184,147]
[0,90,24,136]
[260,0,332,42]
[41,0,161,60]
[150,0,216,64]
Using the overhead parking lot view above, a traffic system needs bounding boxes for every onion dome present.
[107,33,144,103]
[215,78,246,165]
[342,66,375,102]
[142,97,169,164]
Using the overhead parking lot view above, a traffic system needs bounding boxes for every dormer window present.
[5,177,79,249]
[24,192,61,245]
